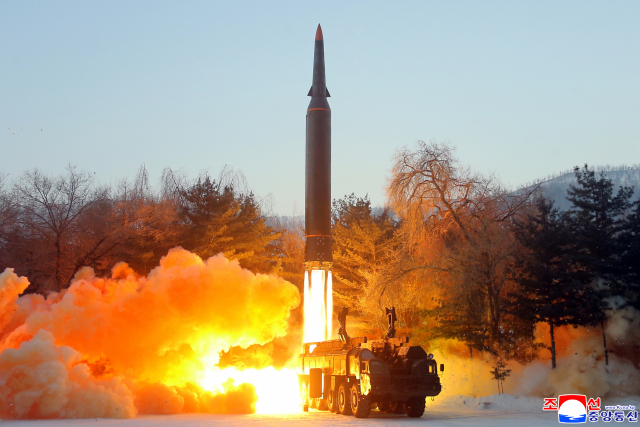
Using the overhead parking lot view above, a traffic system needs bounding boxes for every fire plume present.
[303,268,333,343]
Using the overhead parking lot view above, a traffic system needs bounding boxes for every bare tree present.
[0,174,18,239]
[388,141,481,242]
[160,167,189,203]
[12,166,108,291]
[102,164,181,275]
[386,140,538,355]
[388,141,536,241]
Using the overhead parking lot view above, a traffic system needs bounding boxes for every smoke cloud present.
[428,315,640,407]
[0,268,29,332]
[0,248,300,419]
[515,316,640,398]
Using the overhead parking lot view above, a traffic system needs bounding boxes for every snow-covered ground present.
[2,395,637,426]
[0,410,558,427]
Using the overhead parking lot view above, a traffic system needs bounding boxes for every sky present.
[2,1,639,215]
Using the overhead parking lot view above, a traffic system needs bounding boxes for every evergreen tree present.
[427,290,490,357]
[511,197,596,368]
[179,176,281,273]
[566,165,634,364]
[331,194,397,325]
[566,164,633,288]
[619,199,640,310]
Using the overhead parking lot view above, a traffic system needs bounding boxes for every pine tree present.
[427,291,490,356]
[566,165,633,287]
[619,199,640,310]
[490,359,512,395]
[179,176,282,273]
[331,194,398,325]
[511,197,595,368]
[566,165,634,364]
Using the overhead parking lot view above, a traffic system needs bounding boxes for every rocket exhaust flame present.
[303,268,333,343]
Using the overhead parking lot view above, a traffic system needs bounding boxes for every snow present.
[2,395,638,426]
[0,411,558,427]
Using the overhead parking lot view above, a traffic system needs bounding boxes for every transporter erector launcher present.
[304,24,333,343]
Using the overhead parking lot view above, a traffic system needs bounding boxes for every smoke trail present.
[0,248,300,419]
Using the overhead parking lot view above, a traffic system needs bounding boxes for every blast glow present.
[303,268,333,343]
[199,367,300,414]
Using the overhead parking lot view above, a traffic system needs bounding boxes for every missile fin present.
[308,86,313,96]
[326,88,330,97]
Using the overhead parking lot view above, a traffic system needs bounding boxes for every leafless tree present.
[386,140,539,353]
[12,166,108,291]
[160,167,189,203]
[0,174,18,239]
[104,164,180,274]
[388,140,537,241]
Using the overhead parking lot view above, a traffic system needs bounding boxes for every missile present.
[305,24,332,264]
[303,24,333,342]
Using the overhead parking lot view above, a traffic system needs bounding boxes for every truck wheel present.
[327,389,338,413]
[337,382,352,415]
[390,402,405,414]
[350,384,371,418]
[405,397,426,418]
[377,401,391,412]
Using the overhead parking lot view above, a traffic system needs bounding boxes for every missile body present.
[305,24,332,264]
[303,25,333,342]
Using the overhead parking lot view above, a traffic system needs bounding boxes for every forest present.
[1,140,638,369]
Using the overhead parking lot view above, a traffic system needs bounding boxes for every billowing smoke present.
[497,299,640,399]
[0,329,136,418]
[427,312,640,407]
[0,248,300,419]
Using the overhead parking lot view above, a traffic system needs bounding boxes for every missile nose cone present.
[307,24,330,104]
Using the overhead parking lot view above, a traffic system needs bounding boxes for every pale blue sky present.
[2,1,639,214]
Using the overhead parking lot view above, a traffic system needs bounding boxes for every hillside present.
[537,165,640,210]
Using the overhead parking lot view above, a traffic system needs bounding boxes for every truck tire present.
[390,402,405,414]
[337,382,352,415]
[350,384,371,418]
[405,397,426,418]
[327,389,338,413]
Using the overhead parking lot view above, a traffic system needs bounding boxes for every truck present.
[297,307,443,418]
